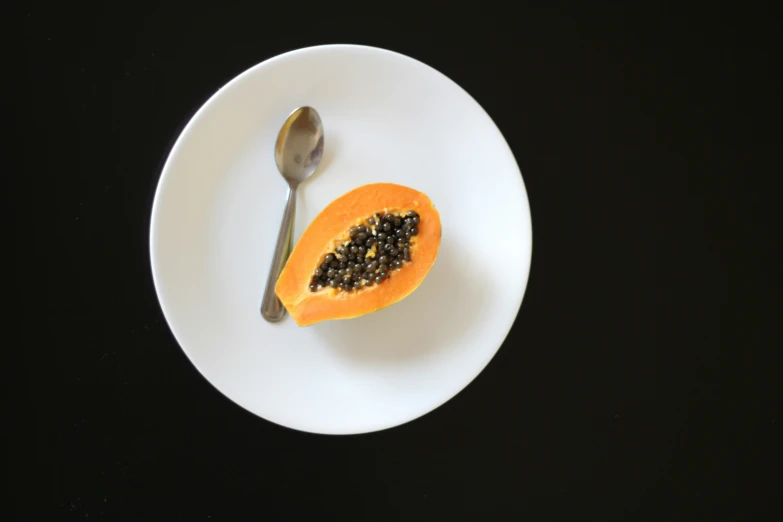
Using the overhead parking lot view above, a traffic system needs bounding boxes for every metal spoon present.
[260,106,324,322]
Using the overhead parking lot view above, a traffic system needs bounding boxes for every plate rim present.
[149,43,534,435]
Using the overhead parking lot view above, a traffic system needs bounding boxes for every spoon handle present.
[261,185,297,322]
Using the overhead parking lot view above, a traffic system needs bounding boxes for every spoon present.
[260,106,324,322]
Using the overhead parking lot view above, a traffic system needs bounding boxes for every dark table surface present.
[12,5,778,521]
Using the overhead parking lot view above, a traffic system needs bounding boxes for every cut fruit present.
[275,183,441,326]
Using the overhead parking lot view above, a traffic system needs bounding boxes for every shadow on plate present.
[316,242,488,365]
[314,133,338,179]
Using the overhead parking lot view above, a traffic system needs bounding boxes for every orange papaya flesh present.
[275,183,441,326]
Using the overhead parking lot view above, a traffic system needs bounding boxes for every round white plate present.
[150,44,532,434]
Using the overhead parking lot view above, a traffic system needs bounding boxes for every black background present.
[11,4,779,521]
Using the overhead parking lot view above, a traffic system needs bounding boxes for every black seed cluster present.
[309,210,420,292]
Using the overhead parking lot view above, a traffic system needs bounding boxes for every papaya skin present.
[275,183,441,326]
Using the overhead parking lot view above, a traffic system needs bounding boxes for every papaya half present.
[276,183,441,326]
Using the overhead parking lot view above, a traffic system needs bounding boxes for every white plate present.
[150,44,532,434]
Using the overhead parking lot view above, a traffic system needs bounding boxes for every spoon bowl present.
[275,107,324,184]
